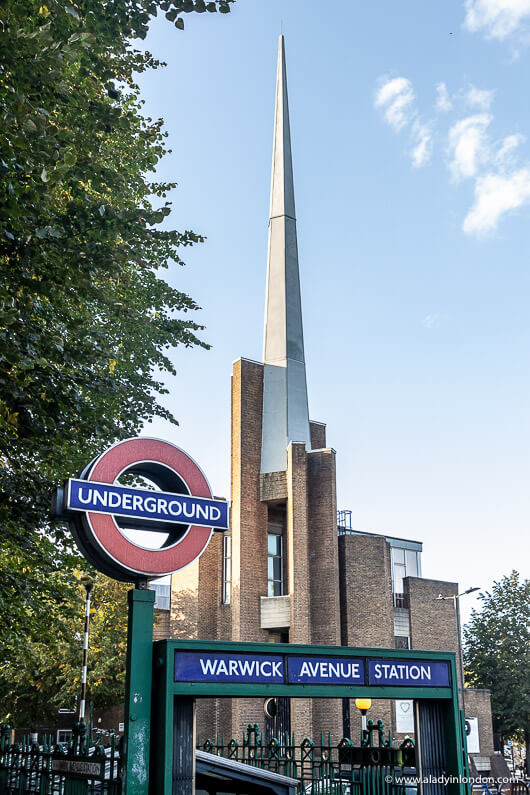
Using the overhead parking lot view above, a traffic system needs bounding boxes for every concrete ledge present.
[260,471,287,502]
[260,595,291,629]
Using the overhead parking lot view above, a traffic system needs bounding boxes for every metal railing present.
[197,721,417,795]
[0,723,120,794]
[337,510,353,533]
[393,593,409,609]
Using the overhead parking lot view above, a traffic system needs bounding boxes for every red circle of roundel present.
[84,438,213,578]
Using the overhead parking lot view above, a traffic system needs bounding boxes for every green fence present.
[197,721,417,795]
[0,723,120,795]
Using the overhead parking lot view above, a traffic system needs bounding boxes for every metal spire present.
[261,35,311,474]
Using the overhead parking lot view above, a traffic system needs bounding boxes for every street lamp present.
[355,698,372,733]
[436,587,479,717]
[78,575,96,724]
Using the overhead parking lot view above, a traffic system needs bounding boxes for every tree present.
[0,574,134,727]
[464,571,530,772]
[0,0,234,656]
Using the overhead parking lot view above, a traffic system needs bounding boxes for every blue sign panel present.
[368,659,450,687]
[174,652,284,684]
[288,656,364,685]
[66,479,229,531]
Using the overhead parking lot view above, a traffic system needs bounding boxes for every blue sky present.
[137,0,530,622]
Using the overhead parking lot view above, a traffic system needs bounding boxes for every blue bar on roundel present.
[66,479,229,530]
[174,652,285,684]
[368,659,450,687]
[287,656,364,685]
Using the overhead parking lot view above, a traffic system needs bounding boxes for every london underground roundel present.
[53,438,229,582]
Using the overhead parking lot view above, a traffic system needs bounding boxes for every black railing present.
[198,721,416,795]
[0,723,120,794]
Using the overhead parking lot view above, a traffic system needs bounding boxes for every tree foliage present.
[0,0,234,655]
[464,571,530,763]
[0,574,131,727]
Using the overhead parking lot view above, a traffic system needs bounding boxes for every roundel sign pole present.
[53,437,229,795]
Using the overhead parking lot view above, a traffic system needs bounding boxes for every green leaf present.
[23,117,38,133]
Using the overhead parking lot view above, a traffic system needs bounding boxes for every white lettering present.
[109,492,121,509]
[217,660,228,675]
[196,504,209,521]
[272,661,282,677]
[121,494,132,510]
[409,665,420,680]
[374,664,382,679]
[210,507,221,521]
[144,497,157,513]
[199,658,217,675]
[238,659,257,676]
[93,490,108,507]
[229,660,238,676]
[421,665,431,680]
[183,503,195,519]
[168,501,182,517]
[352,663,360,679]
[157,498,168,515]
[77,488,92,505]
[299,662,311,677]
[132,495,142,512]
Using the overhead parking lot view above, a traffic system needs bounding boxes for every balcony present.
[260,595,291,629]
[393,592,409,608]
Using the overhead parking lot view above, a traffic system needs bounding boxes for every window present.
[149,583,170,611]
[391,547,420,594]
[267,533,283,596]
[405,549,418,577]
[222,534,231,604]
[395,636,410,650]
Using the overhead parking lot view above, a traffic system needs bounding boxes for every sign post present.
[53,437,228,795]
[122,588,155,795]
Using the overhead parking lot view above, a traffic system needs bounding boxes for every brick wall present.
[309,421,326,449]
[407,577,462,699]
[465,688,494,757]
[170,559,199,639]
[307,447,342,741]
[338,534,394,740]
[338,534,394,648]
[153,608,170,641]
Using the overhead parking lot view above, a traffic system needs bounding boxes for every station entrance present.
[147,639,470,795]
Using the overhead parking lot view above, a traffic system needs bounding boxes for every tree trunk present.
[525,729,529,776]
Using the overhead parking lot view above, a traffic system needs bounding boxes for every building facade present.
[165,36,498,769]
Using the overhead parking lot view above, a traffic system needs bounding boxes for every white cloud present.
[464,0,530,40]
[448,114,492,180]
[436,83,453,112]
[374,75,530,234]
[411,121,433,167]
[463,167,530,233]
[466,85,495,110]
[496,133,525,163]
[375,77,415,131]
[423,313,441,328]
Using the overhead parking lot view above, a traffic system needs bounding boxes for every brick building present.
[163,35,498,770]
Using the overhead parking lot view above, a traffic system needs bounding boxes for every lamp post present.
[355,698,372,741]
[436,586,479,717]
[78,575,96,724]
